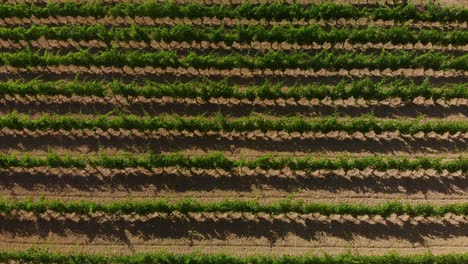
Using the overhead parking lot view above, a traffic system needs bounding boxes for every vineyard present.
[0,0,467,263]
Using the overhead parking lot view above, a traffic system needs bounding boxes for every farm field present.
[0,0,467,262]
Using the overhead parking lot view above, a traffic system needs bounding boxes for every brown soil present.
[0,0,467,257]
[1,95,466,118]
[1,169,466,205]
[3,16,464,30]
[0,213,466,256]
[0,132,465,155]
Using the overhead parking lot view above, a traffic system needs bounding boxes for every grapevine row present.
[1,79,465,101]
[0,198,467,216]
[0,152,465,171]
[1,112,467,134]
[1,25,465,45]
[0,49,466,70]
[1,251,467,264]
[0,2,464,22]
[0,0,452,7]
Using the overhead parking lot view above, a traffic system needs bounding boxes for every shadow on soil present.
[0,135,465,154]
[0,216,466,245]
[1,169,466,195]
[1,101,466,118]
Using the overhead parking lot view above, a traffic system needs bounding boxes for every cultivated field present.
[0,0,467,262]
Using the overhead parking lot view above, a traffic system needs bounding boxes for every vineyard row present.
[1,251,466,264]
[0,0,450,7]
[1,25,465,45]
[0,198,467,216]
[1,79,465,101]
[0,2,464,22]
[0,152,465,171]
[1,112,467,133]
[0,50,466,70]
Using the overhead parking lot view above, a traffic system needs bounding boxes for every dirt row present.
[0,95,468,117]
[0,213,466,256]
[4,187,466,205]
[2,16,464,29]
[2,39,466,53]
[3,94,466,107]
[4,211,468,225]
[2,166,462,180]
[1,128,465,142]
[1,129,465,155]
[2,95,466,118]
[1,166,466,204]
[0,66,465,78]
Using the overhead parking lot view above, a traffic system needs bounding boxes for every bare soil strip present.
[1,95,466,118]
[0,213,466,256]
[1,167,466,205]
[0,66,464,79]
[2,39,465,53]
[2,16,465,29]
[0,130,466,155]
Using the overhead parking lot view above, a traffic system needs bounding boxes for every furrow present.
[1,95,466,118]
[0,66,464,78]
[1,167,466,205]
[2,166,464,180]
[1,16,465,29]
[1,39,467,53]
[4,211,468,225]
[0,212,466,256]
[0,129,466,155]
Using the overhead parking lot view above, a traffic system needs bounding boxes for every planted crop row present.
[1,78,466,101]
[1,25,465,45]
[1,251,468,264]
[1,112,467,134]
[0,49,465,70]
[0,198,467,216]
[0,152,465,171]
[0,0,450,6]
[0,2,464,22]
